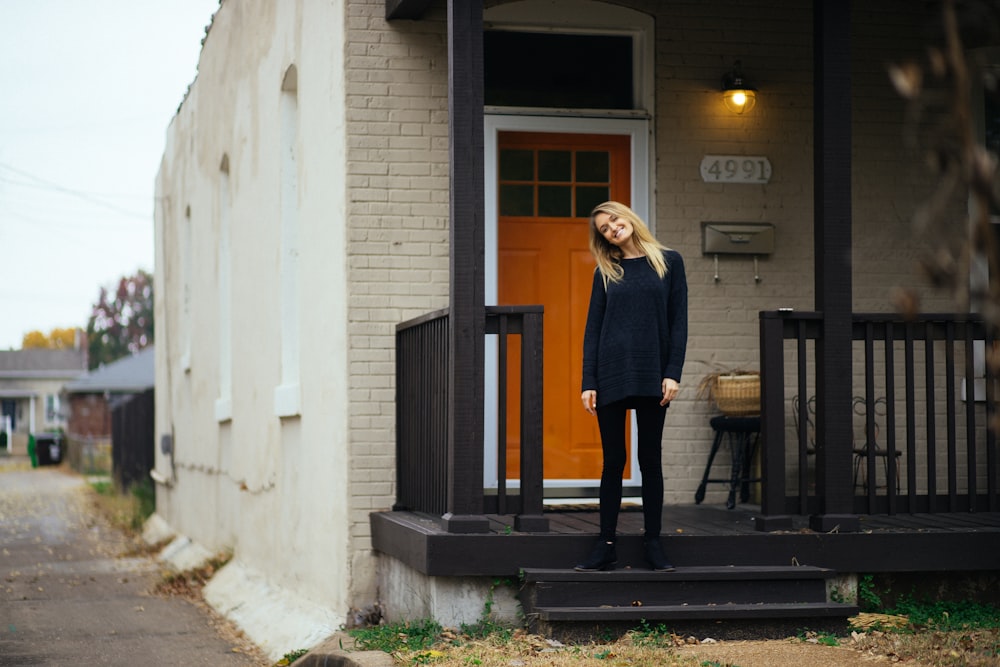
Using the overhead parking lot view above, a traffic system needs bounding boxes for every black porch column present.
[443,0,489,533]
[811,0,859,532]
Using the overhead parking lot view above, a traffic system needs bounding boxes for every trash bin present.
[34,432,63,466]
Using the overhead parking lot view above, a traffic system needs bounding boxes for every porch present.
[372,307,1000,578]
[371,502,1000,577]
[372,500,999,633]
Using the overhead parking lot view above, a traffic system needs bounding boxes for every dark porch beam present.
[811,0,859,532]
[443,0,488,533]
[386,0,433,20]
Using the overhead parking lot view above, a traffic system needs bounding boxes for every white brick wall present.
[345,0,451,547]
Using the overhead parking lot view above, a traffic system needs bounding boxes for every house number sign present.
[700,155,772,183]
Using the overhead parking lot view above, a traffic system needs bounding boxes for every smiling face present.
[593,211,635,249]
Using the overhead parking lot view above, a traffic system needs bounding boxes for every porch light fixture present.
[722,60,757,114]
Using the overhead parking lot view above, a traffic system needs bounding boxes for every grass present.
[344,620,1000,667]
[88,478,156,535]
[342,585,1000,667]
[348,620,708,667]
[352,619,444,654]
[273,648,309,666]
[841,580,1000,667]
[885,597,1000,631]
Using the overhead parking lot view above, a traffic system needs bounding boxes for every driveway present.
[0,457,267,666]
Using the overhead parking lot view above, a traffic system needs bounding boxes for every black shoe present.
[643,538,675,572]
[574,540,617,571]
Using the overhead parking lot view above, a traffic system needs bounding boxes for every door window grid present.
[499,148,611,218]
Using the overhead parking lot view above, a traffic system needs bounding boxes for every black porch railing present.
[759,311,1000,521]
[395,306,547,531]
[395,308,449,515]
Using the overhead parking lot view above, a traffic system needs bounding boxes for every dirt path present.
[675,637,904,666]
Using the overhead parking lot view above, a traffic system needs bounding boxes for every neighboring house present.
[153,0,1000,658]
[0,348,86,455]
[63,346,155,479]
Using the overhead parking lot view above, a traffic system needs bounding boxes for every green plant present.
[858,573,882,611]
[887,597,1000,631]
[816,632,840,647]
[90,479,114,496]
[460,578,516,640]
[598,626,618,643]
[272,647,309,666]
[130,479,156,530]
[89,478,155,534]
[459,617,513,641]
[350,619,442,653]
[798,629,840,647]
[629,620,675,648]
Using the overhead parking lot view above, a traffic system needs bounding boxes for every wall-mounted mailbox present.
[702,222,775,255]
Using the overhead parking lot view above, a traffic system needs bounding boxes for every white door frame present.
[483,113,653,496]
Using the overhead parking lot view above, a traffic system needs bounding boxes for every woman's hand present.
[581,390,597,416]
[661,378,680,406]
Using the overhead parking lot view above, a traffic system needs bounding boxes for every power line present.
[0,173,152,200]
[0,162,151,219]
[2,209,153,232]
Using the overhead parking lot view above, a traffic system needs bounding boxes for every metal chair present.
[851,396,901,493]
[791,394,901,494]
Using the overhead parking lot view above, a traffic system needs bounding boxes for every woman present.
[577,201,688,572]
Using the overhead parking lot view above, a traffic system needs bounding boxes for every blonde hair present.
[588,201,668,286]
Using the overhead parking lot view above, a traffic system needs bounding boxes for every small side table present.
[695,415,761,510]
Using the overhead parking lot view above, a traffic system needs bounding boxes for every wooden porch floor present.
[371,503,1000,577]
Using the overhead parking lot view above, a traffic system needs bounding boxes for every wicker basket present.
[713,373,761,416]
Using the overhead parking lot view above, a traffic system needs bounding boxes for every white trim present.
[480,0,656,497]
[273,382,301,418]
[484,0,655,114]
[484,114,653,306]
[217,167,232,416]
[214,396,232,423]
[483,114,652,494]
[278,78,301,399]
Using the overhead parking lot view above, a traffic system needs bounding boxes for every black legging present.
[595,396,668,540]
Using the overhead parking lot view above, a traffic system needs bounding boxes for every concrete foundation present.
[377,555,522,628]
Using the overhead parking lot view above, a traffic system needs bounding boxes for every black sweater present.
[581,250,688,408]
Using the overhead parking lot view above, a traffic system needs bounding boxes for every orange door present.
[497,132,631,480]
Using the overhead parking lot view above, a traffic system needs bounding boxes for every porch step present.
[519,565,858,638]
[536,601,854,622]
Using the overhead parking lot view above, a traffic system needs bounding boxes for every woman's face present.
[593,211,634,248]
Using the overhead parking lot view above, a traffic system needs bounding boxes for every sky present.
[0,0,220,350]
